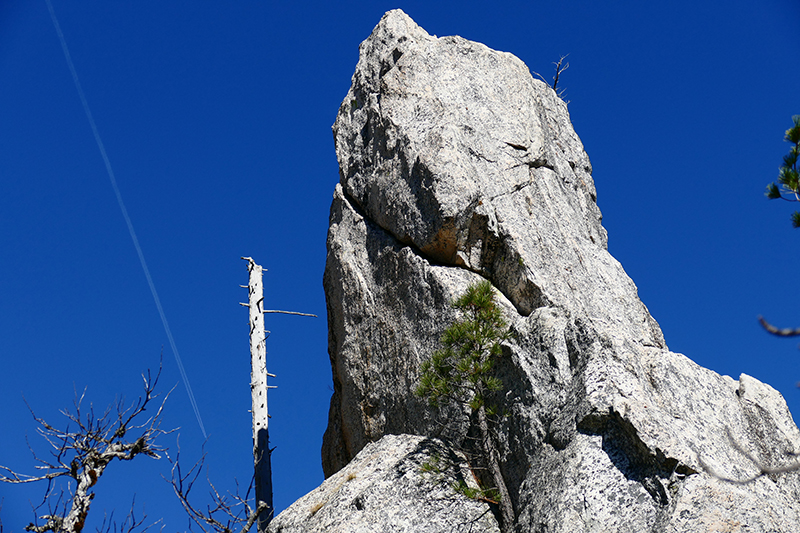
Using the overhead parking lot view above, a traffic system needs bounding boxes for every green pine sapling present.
[416,280,510,416]
[415,279,515,531]
[765,115,800,227]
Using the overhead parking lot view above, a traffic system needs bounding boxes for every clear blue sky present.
[1,0,798,529]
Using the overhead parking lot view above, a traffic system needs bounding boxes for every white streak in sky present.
[45,0,207,439]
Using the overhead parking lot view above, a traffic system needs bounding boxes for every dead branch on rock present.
[167,443,268,533]
[529,54,569,101]
[0,362,171,533]
[697,427,800,484]
[531,54,569,103]
[551,54,569,95]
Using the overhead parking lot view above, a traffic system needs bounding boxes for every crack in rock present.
[577,409,698,506]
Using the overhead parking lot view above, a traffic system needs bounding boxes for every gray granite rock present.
[315,9,800,532]
[268,434,499,533]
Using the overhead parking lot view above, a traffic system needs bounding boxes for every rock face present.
[268,434,499,533]
[306,9,800,532]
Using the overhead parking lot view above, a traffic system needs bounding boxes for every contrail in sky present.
[44,0,207,439]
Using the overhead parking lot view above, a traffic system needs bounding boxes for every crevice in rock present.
[352,495,365,511]
[505,141,528,151]
[487,181,533,203]
[360,115,371,147]
[338,184,539,318]
[468,146,496,164]
[502,142,553,172]
[340,185,443,263]
[505,157,553,173]
[577,409,697,506]
[407,438,504,529]
[564,317,600,374]
[379,47,404,77]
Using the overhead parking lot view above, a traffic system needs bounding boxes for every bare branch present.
[95,497,162,533]
[237,503,269,533]
[262,310,317,317]
[166,443,269,533]
[551,54,569,92]
[25,515,64,533]
[758,315,800,337]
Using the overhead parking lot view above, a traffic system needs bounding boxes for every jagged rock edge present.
[577,407,699,506]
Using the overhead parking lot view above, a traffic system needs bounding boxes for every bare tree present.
[240,257,274,531]
[163,257,317,533]
[0,364,170,533]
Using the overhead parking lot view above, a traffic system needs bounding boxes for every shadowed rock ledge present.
[274,9,800,532]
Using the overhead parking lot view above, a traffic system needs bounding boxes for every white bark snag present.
[242,257,274,531]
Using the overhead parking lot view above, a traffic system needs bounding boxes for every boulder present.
[268,434,499,533]
[315,9,800,532]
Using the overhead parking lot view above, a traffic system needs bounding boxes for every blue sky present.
[1,0,799,529]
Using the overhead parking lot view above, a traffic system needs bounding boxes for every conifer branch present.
[415,280,516,532]
[765,115,800,227]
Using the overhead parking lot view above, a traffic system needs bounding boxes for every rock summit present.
[274,9,800,532]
